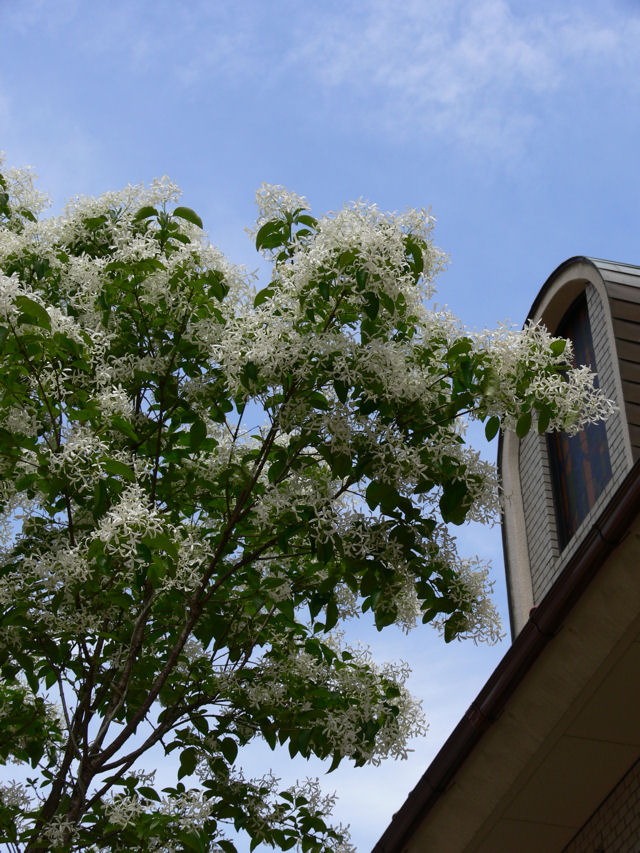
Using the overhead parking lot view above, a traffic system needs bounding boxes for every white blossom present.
[96,484,164,568]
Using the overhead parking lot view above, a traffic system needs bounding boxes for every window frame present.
[547,292,612,549]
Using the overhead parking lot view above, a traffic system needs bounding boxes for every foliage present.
[0,159,614,851]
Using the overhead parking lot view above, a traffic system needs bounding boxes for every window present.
[548,293,612,548]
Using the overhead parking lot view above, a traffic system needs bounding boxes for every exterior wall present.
[586,283,629,488]
[563,756,640,852]
[519,283,630,604]
[519,430,559,602]
[601,264,640,460]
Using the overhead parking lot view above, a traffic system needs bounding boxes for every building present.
[373,257,640,853]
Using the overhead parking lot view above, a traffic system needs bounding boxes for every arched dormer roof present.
[499,257,640,637]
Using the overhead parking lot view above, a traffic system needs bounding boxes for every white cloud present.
[283,0,640,152]
[5,0,638,156]
[1,0,79,33]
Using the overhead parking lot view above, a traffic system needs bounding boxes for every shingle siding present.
[601,267,640,462]
[520,430,558,603]
[586,284,629,488]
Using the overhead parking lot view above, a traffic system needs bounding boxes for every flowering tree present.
[0,158,614,852]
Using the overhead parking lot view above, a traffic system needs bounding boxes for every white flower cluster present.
[0,272,23,319]
[0,152,50,217]
[93,385,134,419]
[22,540,91,590]
[478,320,616,434]
[161,527,211,593]
[0,780,31,813]
[237,639,427,766]
[47,423,109,494]
[284,778,356,853]
[253,182,309,230]
[96,484,164,570]
[191,762,355,853]
[61,174,182,226]
[104,786,213,832]
[433,553,503,645]
[41,816,77,847]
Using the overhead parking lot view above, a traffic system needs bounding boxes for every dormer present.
[500,257,640,637]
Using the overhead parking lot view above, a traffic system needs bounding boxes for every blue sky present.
[2,1,640,849]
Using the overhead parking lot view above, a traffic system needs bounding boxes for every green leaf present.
[42,665,57,690]
[147,557,166,586]
[366,480,401,512]
[307,390,330,411]
[444,611,468,643]
[360,567,378,597]
[297,728,313,755]
[484,416,500,441]
[333,379,349,403]
[133,205,157,221]
[142,531,178,559]
[324,596,339,630]
[178,747,198,780]
[317,538,334,565]
[219,737,238,765]
[331,451,351,478]
[173,206,203,229]
[103,459,136,482]
[355,268,369,290]
[111,416,140,442]
[363,291,380,320]
[327,753,343,773]
[268,450,288,484]
[189,418,207,451]
[178,830,206,853]
[16,296,51,331]
[240,360,259,389]
[254,285,274,307]
[537,406,552,434]
[516,410,532,438]
[338,249,356,268]
[447,338,473,360]
[138,786,161,802]
[92,479,109,518]
[255,220,286,251]
[318,279,330,300]
[550,338,567,356]
[439,479,469,525]
[405,237,424,279]
[191,714,209,735]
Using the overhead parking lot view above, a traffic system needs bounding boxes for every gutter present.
[372,458,640,853]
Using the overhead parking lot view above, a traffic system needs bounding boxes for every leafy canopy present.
[0,161,613,851]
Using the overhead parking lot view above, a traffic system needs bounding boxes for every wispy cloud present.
[5,0,639,157]
[284,0,640,152]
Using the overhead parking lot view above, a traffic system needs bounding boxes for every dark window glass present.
[548,293,612,548]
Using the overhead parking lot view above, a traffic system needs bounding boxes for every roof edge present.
[527,255,640,322]
[527,255,598,322]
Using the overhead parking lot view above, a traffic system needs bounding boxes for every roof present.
[528,256,640,322]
